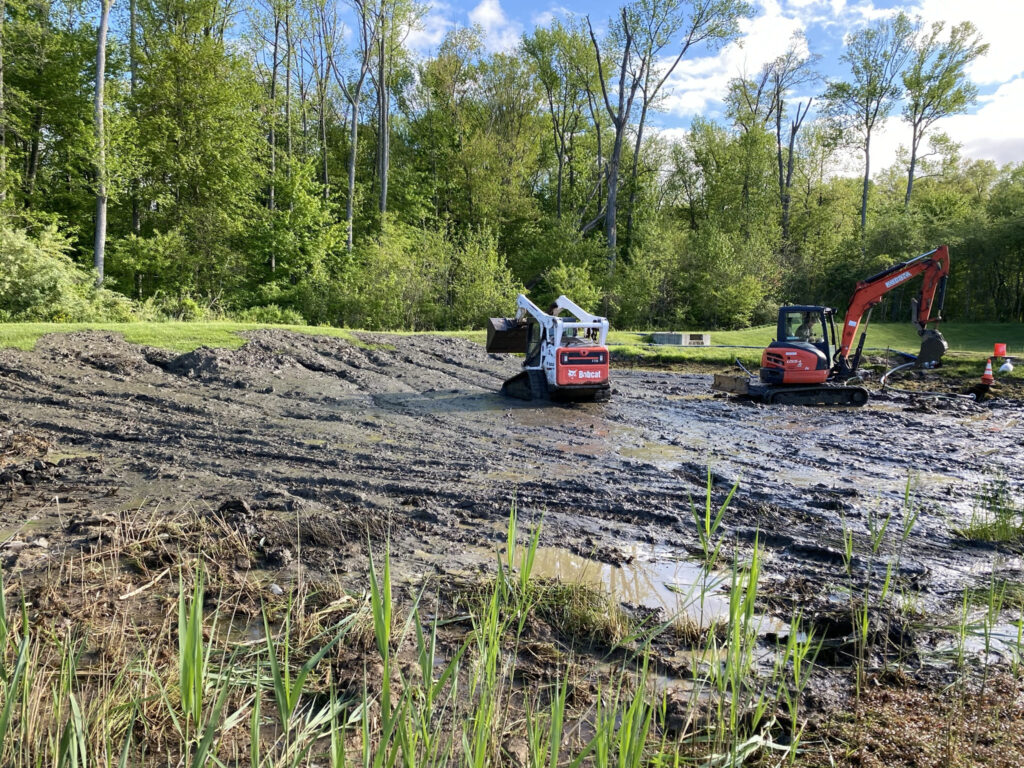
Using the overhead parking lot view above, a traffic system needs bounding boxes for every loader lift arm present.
[512,295,610,347]
[837,245,950,380]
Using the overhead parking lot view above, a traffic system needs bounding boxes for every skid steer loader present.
[486,294,611,401]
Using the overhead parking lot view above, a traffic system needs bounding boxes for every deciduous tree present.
[902,20,987,207]
[824,12,915,232]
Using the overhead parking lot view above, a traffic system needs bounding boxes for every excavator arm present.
[837,245,950,378]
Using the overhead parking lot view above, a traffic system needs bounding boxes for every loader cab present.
[777,306,837,363]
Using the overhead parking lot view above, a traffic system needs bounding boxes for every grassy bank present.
[2,320,1021,356]
[606,322,1024,370]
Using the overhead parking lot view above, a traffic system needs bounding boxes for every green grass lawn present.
[606,322,1024,369]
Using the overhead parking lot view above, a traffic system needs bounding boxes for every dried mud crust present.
[0,329,1023,617]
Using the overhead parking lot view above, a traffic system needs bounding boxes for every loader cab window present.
[525,320,543,366]
[784,311,824,344]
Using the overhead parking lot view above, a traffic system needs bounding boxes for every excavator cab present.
[779,306,836,357]
[760,306,838,386]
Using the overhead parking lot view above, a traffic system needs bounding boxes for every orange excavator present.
[713,245,951,406]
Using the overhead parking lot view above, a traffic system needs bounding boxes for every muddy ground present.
[2,330,1024,685]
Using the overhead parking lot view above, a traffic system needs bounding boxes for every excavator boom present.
[838,245,950,374]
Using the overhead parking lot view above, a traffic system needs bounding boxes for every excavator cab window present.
[784,311,824,344]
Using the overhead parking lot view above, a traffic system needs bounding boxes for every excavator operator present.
[796,313,817,342]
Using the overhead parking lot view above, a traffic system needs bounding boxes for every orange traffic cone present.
[981,358,995,385]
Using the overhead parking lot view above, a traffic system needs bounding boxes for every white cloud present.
[911,0,1024,85]
[650,126,690,146]
[531,5,574,28]
[858,76,1024,174]
[937,77,1024,165]
[406,4,456,55]
[468,0,523,53]
[660,0,805,118]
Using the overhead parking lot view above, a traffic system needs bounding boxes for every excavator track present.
[764,385,869,407]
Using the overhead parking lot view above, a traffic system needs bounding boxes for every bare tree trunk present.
[0,0,6,204]
[285,10,292,182]
[347,99,359,249]
[777,98,809,253]
[93,0,113,287]
[623,98,649,254]
[25,105,42,195]
[376,33,388,214]
[268,12,279,272]
[904,122,920,209]
[604,129,624,272]
[320,95,328,199]
[324,0,374,252]
[129,0,140,234]
[587,11,637,277]
[588,90,603,217]
[299,70,309,153]
[860,131,871,232]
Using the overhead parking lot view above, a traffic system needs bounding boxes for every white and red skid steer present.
[486,294,611,401]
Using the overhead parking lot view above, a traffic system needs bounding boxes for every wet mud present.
[2,330,1023,675]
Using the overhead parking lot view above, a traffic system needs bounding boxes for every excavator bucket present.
[916,329,948,368]
[486,318,528,354]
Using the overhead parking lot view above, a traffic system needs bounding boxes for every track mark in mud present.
[0,328,1023,625]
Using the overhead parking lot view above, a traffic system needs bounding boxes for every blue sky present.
[401,0,1024,170]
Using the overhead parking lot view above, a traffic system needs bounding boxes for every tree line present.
[1,0,1021,329]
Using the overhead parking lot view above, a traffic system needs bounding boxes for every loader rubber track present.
[500,369,549,401]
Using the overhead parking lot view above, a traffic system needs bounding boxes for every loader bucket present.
[486,318,528,354]
[916,329,948,368]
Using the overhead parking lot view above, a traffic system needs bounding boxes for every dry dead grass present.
[803,673,1024,768]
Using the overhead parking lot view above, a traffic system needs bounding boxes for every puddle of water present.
[0,517,50,544]
[522,544,730,624]
[618,442,689,464]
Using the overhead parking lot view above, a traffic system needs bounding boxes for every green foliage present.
[0,226,135,322]
[675,226,773,329]
[232,304,305,325]
[0,0,1012,331]
[955,478,1024,543]
[136,293,220,322]
[341,222,522,331]
[535,260,602,315]
[613,237,680,329]
[447,230,522,329]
